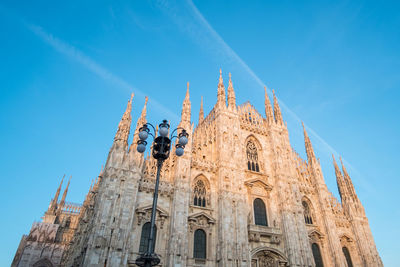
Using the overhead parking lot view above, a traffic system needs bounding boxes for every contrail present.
[156,0,372,192]
[26,23,179,121]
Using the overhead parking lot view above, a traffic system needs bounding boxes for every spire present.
[114,93,134,145]
[272,90,283,124]
[48,175,64,213]
[53,175,64,204]
[264,87,274,123]
[302,122,316,163]
[340,157,358,200]
[59,176,71,208]
[227,73,236,109]
[333,155,347,201]
[217,69,226,108]
[199,96,204,124]
[180,82,191,127]
[131,96,148,146]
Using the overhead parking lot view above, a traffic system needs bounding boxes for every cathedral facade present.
[13,71,382,267]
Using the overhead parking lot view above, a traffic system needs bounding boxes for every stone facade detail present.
[13,71,383,267]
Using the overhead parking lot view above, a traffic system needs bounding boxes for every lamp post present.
[135,120,189,267]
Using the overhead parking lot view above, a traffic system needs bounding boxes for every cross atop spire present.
[227,72,236,109]
[272,90,283,124]
[199,96,204,124]
[264,87,274,123]
[217,69,226,108]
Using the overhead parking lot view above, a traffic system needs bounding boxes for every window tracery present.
[302,201,313,224]
[246,140,260,172]
[193,179,207,207]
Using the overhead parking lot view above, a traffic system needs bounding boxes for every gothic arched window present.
[246,140,260,172]
[302,201,313,224]
[139,222,157,253]
[312,243,324,267]
[253,198,268,226]
[342,247,353,267]
[193,179,207,207]
[193,229,206,259]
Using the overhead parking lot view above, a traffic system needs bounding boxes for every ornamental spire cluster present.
[333,155,360,206]
[114,93,134,145]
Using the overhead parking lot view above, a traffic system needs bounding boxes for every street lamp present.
[135,120,189,267]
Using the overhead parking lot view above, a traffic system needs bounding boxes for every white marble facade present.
[15,71,383,267]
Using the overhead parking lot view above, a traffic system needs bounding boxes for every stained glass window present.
[342,247,353,267]
[193,229,206,259]
[254,198,268,226]
[312,243,324,267]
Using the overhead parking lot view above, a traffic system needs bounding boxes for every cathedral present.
[12,71,383,267]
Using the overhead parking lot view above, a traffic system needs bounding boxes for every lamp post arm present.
[144,122,157,135]
[170,127,187,139]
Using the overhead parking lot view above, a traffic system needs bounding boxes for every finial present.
[185,82,190,99]
[145,96,148,104]
[199,96,204,123]
[130,93,134,102]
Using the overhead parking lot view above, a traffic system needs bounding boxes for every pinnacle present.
[185,82,190,100]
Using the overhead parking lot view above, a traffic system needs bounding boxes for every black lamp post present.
[135,120,189,267]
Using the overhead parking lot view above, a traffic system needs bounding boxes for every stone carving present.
[14,72,383,267]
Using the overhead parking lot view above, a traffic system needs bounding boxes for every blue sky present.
[0,0,399,265]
